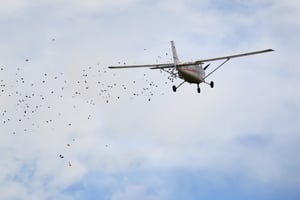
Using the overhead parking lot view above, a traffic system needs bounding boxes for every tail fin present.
[170,40,180,65]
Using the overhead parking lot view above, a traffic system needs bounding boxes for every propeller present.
[203,64,210,70]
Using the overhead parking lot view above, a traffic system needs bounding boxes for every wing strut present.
[204,58,230,79]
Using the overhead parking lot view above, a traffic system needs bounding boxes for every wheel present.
[210,81,214,88]
[172,85,177,92]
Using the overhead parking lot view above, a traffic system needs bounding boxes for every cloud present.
[111,184,159,200]
[0,0,140,17]
[0,0,32,17]
[0,0,300,199]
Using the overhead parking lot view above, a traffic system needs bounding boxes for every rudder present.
[170,40,180,65]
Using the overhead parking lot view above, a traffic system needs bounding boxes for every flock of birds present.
[0,43,175,167]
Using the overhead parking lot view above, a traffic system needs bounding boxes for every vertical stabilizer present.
[170,40,180,65]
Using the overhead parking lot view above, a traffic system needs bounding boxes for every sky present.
[0,0,300,199]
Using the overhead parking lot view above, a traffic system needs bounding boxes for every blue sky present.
[0,0,300,199]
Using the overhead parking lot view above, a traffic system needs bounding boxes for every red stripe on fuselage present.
[179,67,197,73]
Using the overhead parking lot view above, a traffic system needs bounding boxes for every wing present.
[108,63,175,69]
[194,49,274,64]
[200,49,274,79]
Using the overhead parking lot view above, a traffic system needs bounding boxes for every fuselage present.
[177,64,205,84]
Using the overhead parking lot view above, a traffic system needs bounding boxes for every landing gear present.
[172,85,177,92]
[210,81,214,88]
[197,84,201,93]
[172,81,185,92]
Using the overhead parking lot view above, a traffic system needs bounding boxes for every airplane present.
[108,41,274,93]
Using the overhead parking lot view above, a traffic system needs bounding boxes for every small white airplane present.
[108,41,274,93]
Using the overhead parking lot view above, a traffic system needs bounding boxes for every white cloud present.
[111,184,159,200]
[0,0,140,17]
[0,0,300,199]
[0,0,32,17]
